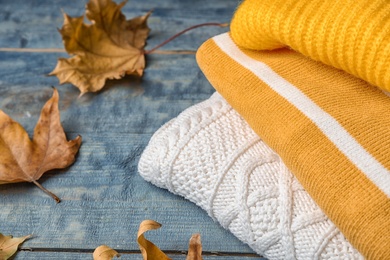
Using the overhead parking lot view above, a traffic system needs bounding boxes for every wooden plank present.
[0,0,268,258]
[0,52,215,132]
[0,0,233,50]
[1,147,254,252]
[0,50,259,255]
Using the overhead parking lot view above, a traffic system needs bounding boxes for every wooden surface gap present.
[0,48,66,53]
[20,248,261,257]
[0,48,196,55]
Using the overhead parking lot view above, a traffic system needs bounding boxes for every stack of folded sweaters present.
[138,0,390,259]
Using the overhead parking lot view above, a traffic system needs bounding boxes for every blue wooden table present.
[0,0,266,259]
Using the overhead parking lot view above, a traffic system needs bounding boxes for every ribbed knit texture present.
[138,92,363,260]
[196,33,390,259]
[230,0,390,92]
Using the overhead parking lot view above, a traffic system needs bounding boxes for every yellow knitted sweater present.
[230,0,390,92]
[196,0,390,259]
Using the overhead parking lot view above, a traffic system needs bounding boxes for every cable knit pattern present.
[138,93,363,260]
[230,0,390,92]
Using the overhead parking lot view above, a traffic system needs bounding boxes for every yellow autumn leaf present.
[0,233,31,260]
[186,234,202,260]
[50,0,151,95]
[93,245,120,260]
[137,220,171,260]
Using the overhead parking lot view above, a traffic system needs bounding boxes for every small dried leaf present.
[0,233,31,260]
[137,220,171,260]
[50,0,151,94]
[186,234,202,260]
[0,88,82,201]
[93,245,120,260]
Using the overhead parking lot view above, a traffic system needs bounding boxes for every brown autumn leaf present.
[137,220,171,260]
[93,245,120,260]
[0,88,82,202]
[186,234,202,260]
[49,0,151,95]
[0,233,31,260]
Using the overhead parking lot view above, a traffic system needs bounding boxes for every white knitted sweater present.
[138,92,363,260]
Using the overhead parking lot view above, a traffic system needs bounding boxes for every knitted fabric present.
[230,0,390,92]
[196,33,390,259]
[138,93,363,259]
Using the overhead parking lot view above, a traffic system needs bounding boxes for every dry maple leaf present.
[0,233,31,260]
[49,0,151,95]
[0,88,82,202]
[93,245,120,259]
[137,220,171,260]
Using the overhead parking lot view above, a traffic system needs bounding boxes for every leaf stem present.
[145,22,228,55]
[32,180,61,203]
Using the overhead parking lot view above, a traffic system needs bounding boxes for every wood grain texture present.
[0,0,235,50]
[0,0,268,259]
